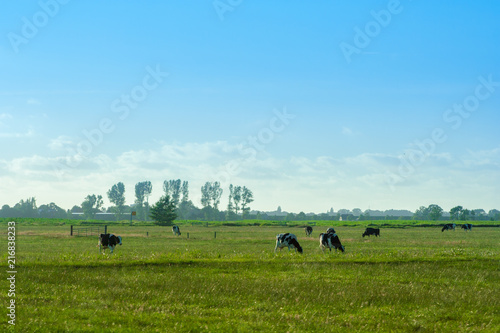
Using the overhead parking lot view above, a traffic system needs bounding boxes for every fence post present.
[104,225,107,234]
[187,232,189,239]
[214,231,216,239]
[70,225,73,236]
[147,232,149,237]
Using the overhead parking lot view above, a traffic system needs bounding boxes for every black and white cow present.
[172,225,181,236]
[319,232,345,252]
[326,227,336,234]
[275,233,303,253]
[441,223,456,232]
[362,227,380,237]
[461,223,473,231]
[98,233,122,254]
[305,226,313,237]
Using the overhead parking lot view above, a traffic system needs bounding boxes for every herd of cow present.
[274,226,378,254]
[97,223,473,254]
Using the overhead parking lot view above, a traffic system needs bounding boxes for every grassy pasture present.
[1,223,499,332]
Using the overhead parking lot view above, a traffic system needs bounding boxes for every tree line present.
[1,188,499,222]
[0,180,254,225]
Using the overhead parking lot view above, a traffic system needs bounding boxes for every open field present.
[2,222,499,332]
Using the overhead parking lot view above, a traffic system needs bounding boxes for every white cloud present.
[0,129,34,138]
[0,113,13,120]
[0,140,499,212]
[27,98,41,105]
[48,135,75,151]
[342,126,354,136]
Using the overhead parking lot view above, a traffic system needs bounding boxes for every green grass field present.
[2,222,499,332]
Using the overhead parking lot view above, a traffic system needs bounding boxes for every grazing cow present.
[172,225,181,236]
[441,223,456,232]
[461,223,473,231]
[319,232,345,253]
[326,227,336,234]
[98,233,122,254]
[362,227,380,237]
[305,226,313,237]
[275,233,303,253]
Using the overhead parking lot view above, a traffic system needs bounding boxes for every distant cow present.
[461,223,473,231]
[441,223,456,232]
[362,227,380,237]
[326,227,336,234]
[98,233,122,254]
[305,226,313,237]
[172,225,181,236]
[319,232,345,253]
[275,233,303,253]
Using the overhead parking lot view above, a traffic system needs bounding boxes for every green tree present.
[107,182,126,220]
[211,182,223,211]
[488,209,500,221]
[163,179,182,206]
[201,182,211,208]
[37,202,68,218]
[150,195,178,226]
[450,206,463,220]
[296,211,307,220]
[14,197,38,218]
[200,181,223,220]
[81,194,104,219]
[226,184,236,220]
[232,185,242,216]
[428,204,443,221]
[240,186,254,219]
[181,181,189,203]
[413,206,429,220]
[135,181,153,221]
[352,208,362,216]
[460,209,470,221]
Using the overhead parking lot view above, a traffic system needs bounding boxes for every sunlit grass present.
[1,224,499,332]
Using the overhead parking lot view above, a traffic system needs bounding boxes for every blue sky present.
[1,0,499,213]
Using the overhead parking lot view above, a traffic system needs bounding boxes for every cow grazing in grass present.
[326,227,336,234]
[305,226,313,237]
[98,233,122,254]
[441,223,456,232]
[461,223,473,231]
[275,233,303,253]
[362,227,380,237]
[172,225,181,236]
[319,232,345,253]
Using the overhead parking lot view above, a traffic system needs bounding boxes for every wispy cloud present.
[48,135,76,151]
[27,98,41,105]
[0,113,13,120]
[1,140,499,212]
[0,129,34,139]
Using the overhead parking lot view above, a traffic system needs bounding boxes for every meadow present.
[1,221,499,332]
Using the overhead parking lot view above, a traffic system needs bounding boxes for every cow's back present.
[99,233,110,246]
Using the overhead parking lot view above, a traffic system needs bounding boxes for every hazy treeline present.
[1,181,499,221]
